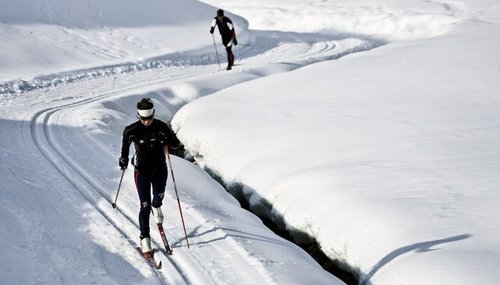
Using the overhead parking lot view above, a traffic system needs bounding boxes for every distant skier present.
[119,98,183,254]
[210,9,238,70]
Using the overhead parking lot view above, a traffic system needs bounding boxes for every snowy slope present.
[173,25,500,284]
[0,0,365,284]
[173,1,500,284]
[2,0,500,284]
[0,0,247,84]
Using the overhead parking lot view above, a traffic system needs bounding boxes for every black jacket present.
[121,119,181,171]
[212,16,235,44]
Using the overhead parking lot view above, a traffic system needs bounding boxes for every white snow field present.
[1,0,500,285]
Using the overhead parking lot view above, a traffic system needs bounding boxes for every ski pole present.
[165,146,190,248]
[112,169,125,209]
[212,34,221,71]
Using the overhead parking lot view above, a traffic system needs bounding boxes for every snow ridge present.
[0,33,378,95]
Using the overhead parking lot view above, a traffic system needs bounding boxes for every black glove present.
[210,27,214,34]
[119,157,128,170]
[232,38,237,45]
[170,145,185,158]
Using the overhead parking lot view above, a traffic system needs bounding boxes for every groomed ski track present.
[12,33,377,284]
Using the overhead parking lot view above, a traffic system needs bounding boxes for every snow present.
[1,0,500,284]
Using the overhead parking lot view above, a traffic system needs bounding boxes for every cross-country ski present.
[137,248,162,270]
[157,223,173,255]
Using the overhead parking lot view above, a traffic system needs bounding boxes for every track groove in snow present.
[27,92,277,285]
[10,31,374,284]
[0,33,376,95]
[30,107,172,284]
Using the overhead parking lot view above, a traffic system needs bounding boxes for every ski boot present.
[152,206,164,224]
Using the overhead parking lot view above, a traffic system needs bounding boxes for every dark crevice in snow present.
[200,167,360,285]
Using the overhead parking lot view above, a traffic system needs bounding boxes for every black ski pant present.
[226,46,234,68]
[222,37,234,68]
[134,166,168,238]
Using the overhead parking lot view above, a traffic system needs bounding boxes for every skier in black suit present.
[210,9,238,70]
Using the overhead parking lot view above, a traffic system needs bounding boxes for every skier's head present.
[137,98,155,123]
[217,9,224,18]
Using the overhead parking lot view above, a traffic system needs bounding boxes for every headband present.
[138,108,154,118]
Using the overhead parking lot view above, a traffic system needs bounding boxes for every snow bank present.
[199,0,495,40]
[172,18,500,285]
[0,0,248,83]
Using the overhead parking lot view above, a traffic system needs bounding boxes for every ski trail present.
[44,94,276,284]
[172,206,275,284]
[0,31,379,95]
[11,32,378,284]
[21,73,213,284]
[29,107,172,284]
[27,87,225,283]
[29,94,273,285]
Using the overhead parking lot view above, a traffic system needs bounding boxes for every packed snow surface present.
[1,0,500,284]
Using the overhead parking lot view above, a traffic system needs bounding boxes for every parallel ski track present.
[30,107,177,285]
[25,72,273,285]
[25,73,205,284]
[22,37,374,284]
[38,93,277,285]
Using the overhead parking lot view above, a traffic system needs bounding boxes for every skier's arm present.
[232,29,237,45]
[119,127,131,169]
[160,123,184,157]
[166,125,181,149]
[210,18,216,33]
[227,21,234,33]
[227,20,237,45]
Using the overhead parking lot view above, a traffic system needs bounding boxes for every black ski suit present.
[120,119,181,238]
[211,16,236,69]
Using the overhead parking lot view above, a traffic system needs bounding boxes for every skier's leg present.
[222,37,233,70]
[151,166,168,224]
[135,170,152,238]
[226,46,234,69]
[151,166,167,208]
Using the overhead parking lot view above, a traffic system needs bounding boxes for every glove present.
[232,38,237,45]
[210,27,214,34]
[170,145,186,158]
[119,157,128,170]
